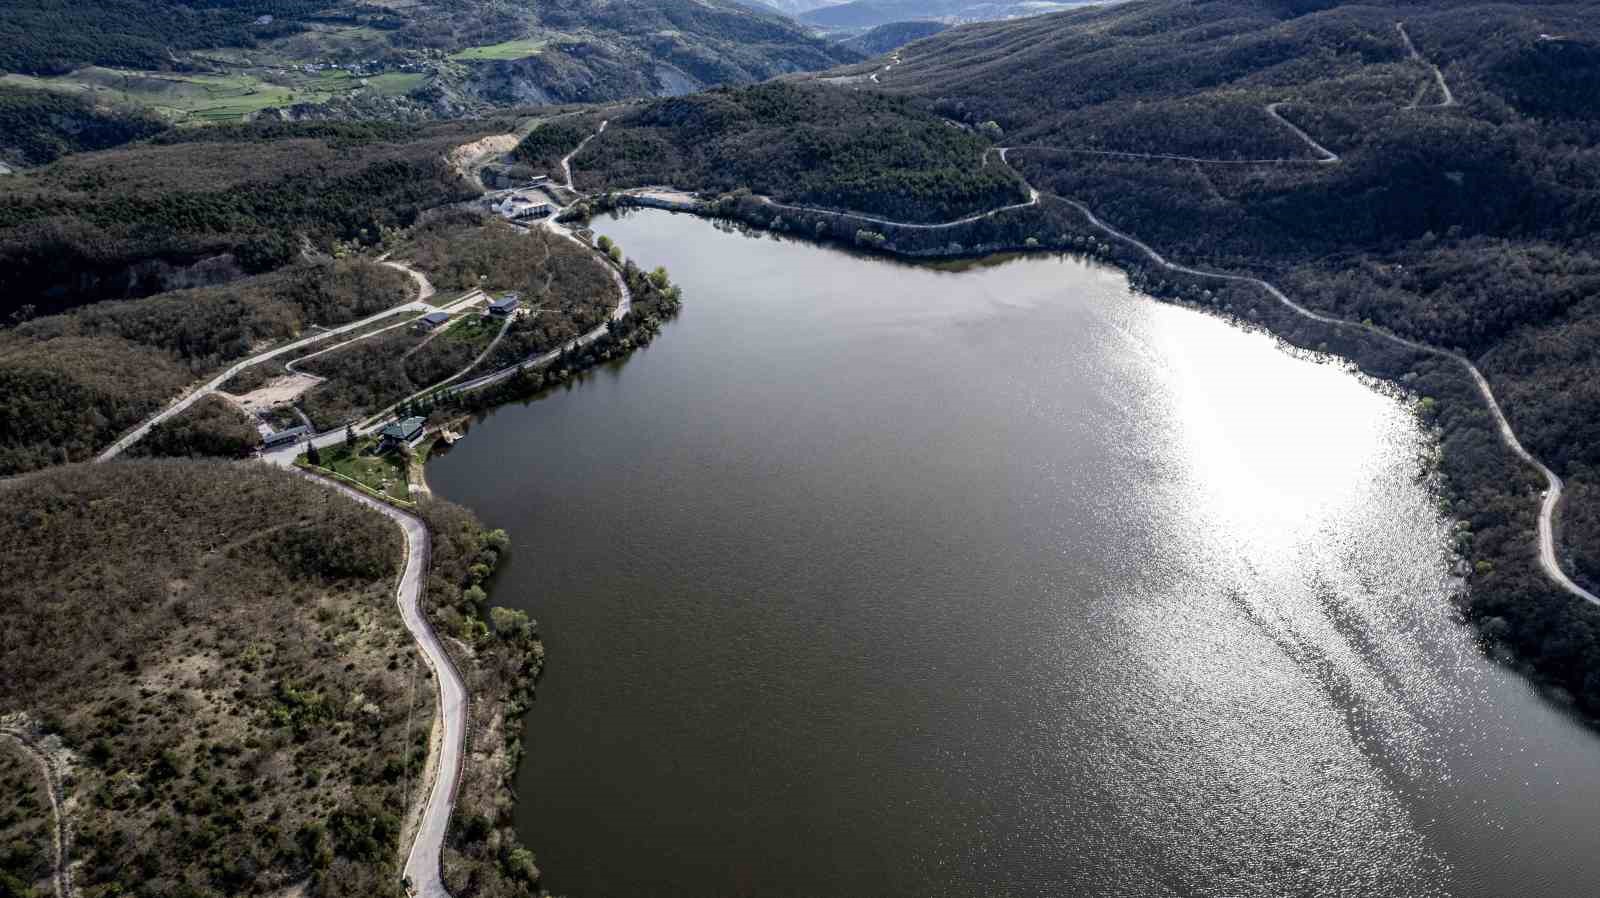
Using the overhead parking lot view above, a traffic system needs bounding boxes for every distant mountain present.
[801,0,1094,31]
[841,20,950,54]
[756,0,854,15]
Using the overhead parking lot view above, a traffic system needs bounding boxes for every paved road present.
[1055,193,1599,608]
[98,280,438,457]
[293,473,466,898]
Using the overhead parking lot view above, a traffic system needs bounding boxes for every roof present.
[419,311,450,326]
[381,416,426,440]
[489,295,519,310]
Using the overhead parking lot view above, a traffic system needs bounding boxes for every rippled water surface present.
[429,210,1600,897]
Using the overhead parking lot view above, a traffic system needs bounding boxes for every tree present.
[305,440,321,466]
[344,424,356,450]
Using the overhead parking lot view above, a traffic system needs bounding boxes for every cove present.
[427,209,1600,897]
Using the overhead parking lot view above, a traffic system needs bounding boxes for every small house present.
[417,311,450,330]
[379,416,427,450]
[488,295,520,317]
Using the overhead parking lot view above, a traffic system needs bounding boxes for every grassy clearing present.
[317,438,412,502]
[448,38,548,61]
[0,63,422,122]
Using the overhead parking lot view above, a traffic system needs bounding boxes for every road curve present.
[1054,193,1599,608]
[294,473,466,898]
[96,263,438,461]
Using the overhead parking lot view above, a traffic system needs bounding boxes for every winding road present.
[1049,192,1597,608]
[95,262,438,461]
[293,474,465,898]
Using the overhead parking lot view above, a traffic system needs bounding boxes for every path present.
[1051,192,1597,608]
[0,723,72,898]
[1002,103,1338,167]
[291,474,464,898]
[1397,22,1457,109]
[759,154,1038,230]
[95,263,437,461]
[362,312,516,428]
[560,120,607,191]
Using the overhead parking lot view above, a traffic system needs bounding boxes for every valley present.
[3,1,1600,896]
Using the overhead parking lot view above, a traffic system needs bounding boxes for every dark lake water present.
[428,210,1600,898]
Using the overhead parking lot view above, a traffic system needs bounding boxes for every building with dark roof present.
[488,295,520,317]
[418,311,451,330]
[379,416,427,450]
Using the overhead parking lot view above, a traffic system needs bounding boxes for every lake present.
[428,209,1600,897]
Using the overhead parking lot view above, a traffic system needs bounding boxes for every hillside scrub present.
[0,119,505,318]
[0,260,411,474]
[126,395,263,460]
[0,461,420,897]
[572,81,1027,223]
[0,85,167,168]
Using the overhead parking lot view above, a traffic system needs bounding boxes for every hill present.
[801,0,1090,31]
[0,85,165,169]
[841,20,950,54]
[0,0,862,122]
[562,82,1028,222]
[0,118,507,318]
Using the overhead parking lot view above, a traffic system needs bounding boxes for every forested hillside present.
[566,82,1026,222]
[0,119,503,318]
[841,21,949,55]
[0,0,860,121]
[0,86,165,169]
[0,260,411,473]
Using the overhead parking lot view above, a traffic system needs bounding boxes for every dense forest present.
[125,395,263,460]
[0,0,323,72]
[569,81,1026,223]
[0,260,411,474]
[0,119,505,318]
[0,86,166,169]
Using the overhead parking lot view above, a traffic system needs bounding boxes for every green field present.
[317,439,411,501]
[449,38,549,61]
[0,64,424,122]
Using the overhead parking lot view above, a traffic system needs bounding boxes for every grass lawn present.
[317,438,411,502]
[449,38,549,61]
